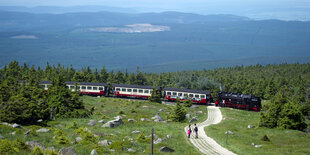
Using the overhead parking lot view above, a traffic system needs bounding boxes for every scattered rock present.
[159,109,164,112]
[58,147,77,155]
[24,130,31,136]
[88,120,96,126]
[98,119,105,123]
[75,137,82,142]
[163,138,167,141]
[2,122,9,126]
[26,141,45,149]
[90,149,98,155]
[285,131,291,133]
[254,145,263,148]
[102,116,124,128]
[122,115,126,117]
[152,113,163,121]
[225,130,234,135]
[36,128,50,133]
[10,131,16,135]
[248,125,255,129]
[37,119,43,122]
[0,134,4,139]
[189,118,198,123]
[196,111,203,114]
[128,119,137,122]
[114,116,122,119]
[84,127,91,132]
[251,143,255,146]
[140,118,151,122]
[127,148,136,152]
[186,113,191,119]
[167,135,172,139]
[147,134,158,139]
[12,123,23,129]
[132,131,141,134]
[142,106,148,108]
[110,149,115,152]
[159,146,175,152]
[154,138,162,144]
[131,141,137,146]
[98,140,111,146]
[160,120,168,123]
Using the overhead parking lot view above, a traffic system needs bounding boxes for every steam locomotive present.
[40,81,213,104]
[215,92,261,111]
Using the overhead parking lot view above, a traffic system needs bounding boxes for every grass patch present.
[205,107,310,155]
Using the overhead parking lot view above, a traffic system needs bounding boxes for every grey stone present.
[98,140,111,146]
[167,135,172,139]
[102,117,124,128]
[154,138,162,144]
[2,122,9,126]
[26,141,45,149]
[127,148,136,152]
[142,106,148,108]
[12,123,23,129]
[186,113,191,119]
[58,147,77,155]
[36,128,50,133]
[189,118,198,123]
[163,138,167,141]
[159,109,164,112]
[24,130,31,136]
[132,131,141,134]
[37,119,43,122]
[10,131,16,135]
[159,146,175,152]
[131,141,137,146]
[196,111,203,114]
[98,119,105,123]
[90,149,98,155]
[110,149,115,152]
[0,134,4,139]
[140,118,151,122]
[152,113,163,121]
[248,125,255,129]
[251,143,255,146]
[75,137,82,142]
[88,120,96,126]
[254,145,263,148]
[128,119,137,122]
[225,130,234,135]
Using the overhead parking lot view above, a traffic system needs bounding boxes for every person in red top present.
[187,124,192,138]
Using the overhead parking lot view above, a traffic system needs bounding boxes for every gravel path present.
[185,106,236,155]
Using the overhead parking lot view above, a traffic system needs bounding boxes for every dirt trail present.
[185,106,236,155]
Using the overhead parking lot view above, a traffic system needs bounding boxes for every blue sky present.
[1,0,310,20]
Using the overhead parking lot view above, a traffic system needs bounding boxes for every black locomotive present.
[215,92,261,111]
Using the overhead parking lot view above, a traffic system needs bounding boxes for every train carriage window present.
[167,92,171,95]
[93,87,98,90]
[189,94,193,97]
[87,86,92,90]
[116,88,120,91]
[139,89,143,93]
[133,89,137,92]
[178,93,183,96]
[70,86,75,89]
[127,89,132,92]
[201,95,206,99]
[99,87,103,90]
[122,88,126,92]
[195,94,199,98]
[184,93,188,97]
[173,92,177,96]
[81,86,86,90]
[66,86,69,89]
[144,90,149,93]
[77,86,80,90]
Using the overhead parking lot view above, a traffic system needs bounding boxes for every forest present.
[0,61,309,130]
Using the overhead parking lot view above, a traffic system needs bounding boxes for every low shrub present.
[118,110,125,115]
[31,146,43,155]
[101,115,109,119]
[109,140,132,151]
[261,135,270,142]
[130,108,137,113]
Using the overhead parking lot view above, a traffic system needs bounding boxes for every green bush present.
[171,100,187,122]
[74,127,97,144]
[118,110,125,115]
[130,108,137,113]
[109,140,132,151]
[0,139,15,153]
[69,121,78,129]
[101,115,109,119]
[31,146,43,155]
[183,99,193,107]
[56,135,70,145]
[136,132,150,143]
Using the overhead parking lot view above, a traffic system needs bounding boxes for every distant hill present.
[0,11,250,31]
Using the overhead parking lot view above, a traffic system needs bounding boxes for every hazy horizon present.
[1,0,310,21]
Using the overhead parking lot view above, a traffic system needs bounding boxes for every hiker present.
[194,124,198,138]
[187,124,192,138]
